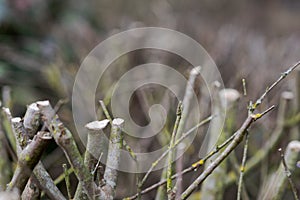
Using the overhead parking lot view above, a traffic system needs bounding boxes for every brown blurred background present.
[0,0,300,199]
[1,0,300,110]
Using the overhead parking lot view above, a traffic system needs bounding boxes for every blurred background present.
[1,0,300,199]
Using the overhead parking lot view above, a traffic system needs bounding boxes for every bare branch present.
[74,119,110,200]
[15,102,66,200]
[157,66,201,200]
[278,148,299,200]
[167,102,182,200]
[7,131,51,193]
[237,131,250,200]
[253,60,300,109]
[181,106,275,199]
[63,164,72,200]
[259,141,300,200]
[38,101,96,200]
[100,118,124,200]
[180,61,300,199]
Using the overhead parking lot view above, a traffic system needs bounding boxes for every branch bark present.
[7,131,51,193]
[100,118,124,200]
[74,119,110,200]
[38,100,96,200]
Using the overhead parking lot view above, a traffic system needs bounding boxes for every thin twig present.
[180,106,275,199]
[92,152,104,175]
[63,164,72,200]
[126,62,300,200]
[200,88,240,199]
[126,120,243,200]
[278,148,299,200]
[139,116,213,189]
[225,92,292,187]
[253,61,300,110]
[99,100,113,123]
[174,143,185,199]
[237,131,250,200]
[54,98,69,113]
[99,100,137,161]
[156,66,201,200]
[259,141,300,199]
[191,129,237,168]
[176,66,201,141]
[54,168,74,185]
[167,102,182,200]
[181,61,300,199]
[124,116,232,200]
